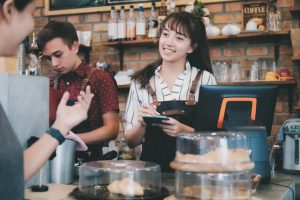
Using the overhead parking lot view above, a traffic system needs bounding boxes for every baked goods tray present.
[71,186,169,200]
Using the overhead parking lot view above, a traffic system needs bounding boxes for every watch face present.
[67,99,76,106]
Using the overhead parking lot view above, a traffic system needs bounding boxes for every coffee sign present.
[242,1,268,32]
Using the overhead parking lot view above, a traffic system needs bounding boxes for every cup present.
[265,71,280,81]
[250,61,259,81]
[219,62,229,82]
[246,21,258,31]
[231,62,240,81]
[278,69,292,77]
[50,139,76,184]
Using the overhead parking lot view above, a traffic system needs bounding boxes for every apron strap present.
[81,67,97,91]
[145,70,202,106]
[162,109,185,115]
[145,83,158,106]
[186,70,202,105]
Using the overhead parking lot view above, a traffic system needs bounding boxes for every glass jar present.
[79,160,161,199]
[170,132,254,200]
[268,2,281,32]
[117,137,136,160]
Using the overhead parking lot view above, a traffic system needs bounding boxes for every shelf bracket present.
[280,84,296,114]
[274,40,280,66]
[118,44,124,71]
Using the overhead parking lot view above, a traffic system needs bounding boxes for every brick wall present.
[33,0,299,136]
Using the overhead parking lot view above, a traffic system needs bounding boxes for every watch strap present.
[46,127,65,145]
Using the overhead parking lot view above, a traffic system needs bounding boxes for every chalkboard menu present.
[45,0,237,16]
[50,0,158,10]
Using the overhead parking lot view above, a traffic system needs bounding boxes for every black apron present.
[68,99,102,163]
[53,68,102,162]
[140,71,201,172]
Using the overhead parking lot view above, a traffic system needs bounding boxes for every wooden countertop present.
[25,172,296,200]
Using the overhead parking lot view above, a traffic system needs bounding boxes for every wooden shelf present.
[103,39,158,47]
[208,30,289,42]
[217,79,296,86]
[294,105,300,110]
[103,31,290,47]
[104,31,290,70]
[117,80,296,89]
[292,56,300,61]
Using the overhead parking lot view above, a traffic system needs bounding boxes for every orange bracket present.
[217,97,257,129]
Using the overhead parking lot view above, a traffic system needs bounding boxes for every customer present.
[37,21,119,162]
[125,12,216,172]
[0,0,93,199]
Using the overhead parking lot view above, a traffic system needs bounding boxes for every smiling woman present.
[124,11,216,172]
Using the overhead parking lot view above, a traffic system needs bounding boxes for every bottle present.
[148,2,158,39]
[30,32,38,51]
[268,1,281,32]
[118,137,136,160]
[127,5,136,40]
[158,0,167,28]
[136,3,146,40]
[271,60,278,72]
[167,0,175,15]
[108,6,118,41]
[117,6,126,41]
[260,60,268,80]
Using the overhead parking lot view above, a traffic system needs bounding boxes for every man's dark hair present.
[0,0,33,11]
[37,21,78,51]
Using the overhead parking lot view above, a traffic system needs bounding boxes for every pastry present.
[107,178,144,196]
[170,148,254,172]
[175,148,250,164]
[182,185,250,200]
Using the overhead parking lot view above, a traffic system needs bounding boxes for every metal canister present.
[50,139,76,184]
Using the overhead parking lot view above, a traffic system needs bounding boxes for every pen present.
[138,99,160,115]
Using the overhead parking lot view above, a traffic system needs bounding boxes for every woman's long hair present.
[131,11,213,88]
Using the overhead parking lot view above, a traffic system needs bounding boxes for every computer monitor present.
[195,85,278,136]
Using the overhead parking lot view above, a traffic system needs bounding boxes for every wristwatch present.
[46,127,65,145]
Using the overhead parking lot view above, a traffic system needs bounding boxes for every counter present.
[26,172,296,200]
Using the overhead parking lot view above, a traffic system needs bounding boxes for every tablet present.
[143,116,169,124]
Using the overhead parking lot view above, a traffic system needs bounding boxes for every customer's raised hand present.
[52,86,94,135]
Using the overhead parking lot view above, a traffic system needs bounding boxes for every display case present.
[170,132,254,200]
[78,160,161,199]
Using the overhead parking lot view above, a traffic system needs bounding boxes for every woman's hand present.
[154,117,194,137]
[52,86,94,135]
[137,103,158,126]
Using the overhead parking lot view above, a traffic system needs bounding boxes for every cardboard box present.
[242,1,268,32]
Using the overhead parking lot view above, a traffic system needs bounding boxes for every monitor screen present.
[195,85,278,135]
